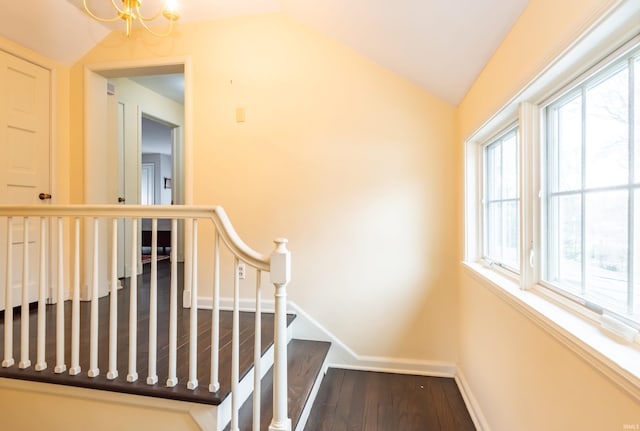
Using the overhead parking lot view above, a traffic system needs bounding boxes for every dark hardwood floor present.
[0,260,294,405]
[304,369,476,431]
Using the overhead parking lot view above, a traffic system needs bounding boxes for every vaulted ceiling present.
[0,0,528,105]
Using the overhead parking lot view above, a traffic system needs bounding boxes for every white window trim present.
[463,0,640,402]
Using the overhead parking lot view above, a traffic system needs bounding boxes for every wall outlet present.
[238,262,246,280]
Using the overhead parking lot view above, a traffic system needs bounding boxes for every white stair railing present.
[0,205,291,431]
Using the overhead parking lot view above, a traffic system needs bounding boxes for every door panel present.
[0,51,51,310]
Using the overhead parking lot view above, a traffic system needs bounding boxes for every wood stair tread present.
[224,339,331,431]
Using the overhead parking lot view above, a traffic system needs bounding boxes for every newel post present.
[269,238,292,431]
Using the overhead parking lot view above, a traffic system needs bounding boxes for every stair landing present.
[0,261,293,406]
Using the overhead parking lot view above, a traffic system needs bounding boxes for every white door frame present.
[84,57,193,205]
[141,113,179,206]
[140,163,155,205]
[84,56,192,203]
[84,57,192,298]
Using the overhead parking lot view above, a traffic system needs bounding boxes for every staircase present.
[225,339,331,431]
[0,204,334,431]
[0,259,332,430]
[0,205,478,430]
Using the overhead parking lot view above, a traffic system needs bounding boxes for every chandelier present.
[82,0,180,37]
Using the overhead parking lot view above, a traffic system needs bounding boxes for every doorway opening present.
[85,62,187,289]
[140,116,175,265]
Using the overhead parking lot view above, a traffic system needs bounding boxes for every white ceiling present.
[130,73,185,104]
[0,0,528,105]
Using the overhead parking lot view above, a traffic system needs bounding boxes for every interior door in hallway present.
[0,51,51,310]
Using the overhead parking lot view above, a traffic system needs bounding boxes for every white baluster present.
[253,269,262,431]
[269,239,291,431]
[187,219,198,390]
[69,218,81,375]
[107,218,119,380]
[2,217,14,368]
[88,217,99,378]
[35,217,47,371]
[231,257,240,431]
[55,217,66,373]
[147,218,158,385]
[18,220,29,368]
[208,231,220,393]
[127,218,138,382]
[183,218,192,308]
[166,218,178,387]
[19,217,31,369]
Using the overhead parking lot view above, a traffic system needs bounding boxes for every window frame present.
[539,43,640,331]
[463,0,640,403]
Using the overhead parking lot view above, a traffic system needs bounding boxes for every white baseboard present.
[288,301,456,377]
[455,368,491,431]
[197,296,456,378]
[198,296,275,313]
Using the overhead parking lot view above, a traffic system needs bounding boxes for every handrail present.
[0,203,291,430]
[0,204,270,271]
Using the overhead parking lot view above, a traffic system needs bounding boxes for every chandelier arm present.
[82,0,124,23]
[137,16,175,37]
[135,3,163,22]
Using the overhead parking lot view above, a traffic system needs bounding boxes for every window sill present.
[462,261,640,402]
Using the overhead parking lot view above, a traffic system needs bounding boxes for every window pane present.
[543,49,639,326]
[502,133,518,199]
[585,191,628,311]
[636,57,640,183]
[548,194,582,294]
[557,95,582,192]
[634,190,640,318]
[484,129,519,271]
[585,66,629,188]
[502,200,519,269]
[486,202,502,260]
[486,143,501,201]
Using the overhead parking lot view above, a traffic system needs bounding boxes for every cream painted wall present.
[460,273,640,430]
[456,0,640,429]
[0,384,200,431]
[457,0,621,140]
[70,13,458,362]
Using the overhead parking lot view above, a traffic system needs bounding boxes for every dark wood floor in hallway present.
[304,368,476,431]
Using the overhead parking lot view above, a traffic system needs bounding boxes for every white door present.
[0,51,51,310]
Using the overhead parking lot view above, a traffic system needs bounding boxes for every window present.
[544,47,640,327]
[464,4,640,398]
[483,128,520,271]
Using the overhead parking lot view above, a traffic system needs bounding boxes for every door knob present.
[39,193,52,200]
[118,197,126,203]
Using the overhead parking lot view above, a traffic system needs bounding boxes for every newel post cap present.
[270,238,291,285]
